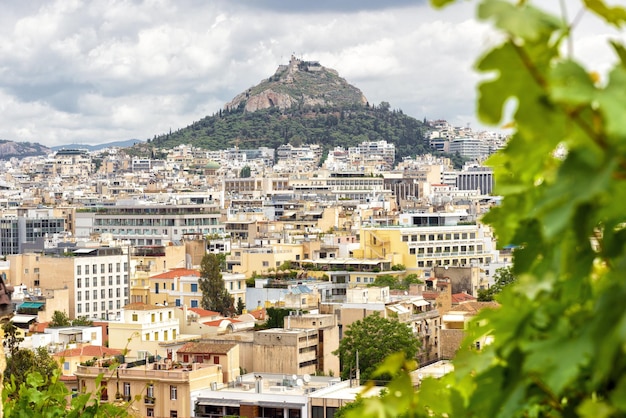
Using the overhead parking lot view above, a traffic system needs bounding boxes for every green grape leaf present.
[478,0,562,41]
[430,0,457,8]
[583,0,626,28]
[549,59,596,106]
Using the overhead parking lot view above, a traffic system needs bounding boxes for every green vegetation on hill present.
[150,103,437,164]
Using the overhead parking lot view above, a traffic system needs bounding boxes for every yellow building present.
[146,267,247,310]
[108,303,183,361]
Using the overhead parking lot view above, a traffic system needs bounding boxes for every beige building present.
[75,359,223,418]
[253,313,340,376]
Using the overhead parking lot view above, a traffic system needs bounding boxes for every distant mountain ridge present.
[51,139,144,152]
[0,139,51,160]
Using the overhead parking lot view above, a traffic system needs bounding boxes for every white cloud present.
[0,0,620,146]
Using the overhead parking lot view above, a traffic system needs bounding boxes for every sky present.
[0,0,620,147]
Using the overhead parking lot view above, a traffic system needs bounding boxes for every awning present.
[257,401,304,409]
[19,301,45,309]
[196,398,240,408]
[413,300,430,307]
[11,314,38,324]
[73,248,97,254]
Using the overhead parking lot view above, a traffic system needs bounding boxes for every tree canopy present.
[333,313,419,383]
[199,253,234,316]
[477,266,515,301]
[345,0,626,416]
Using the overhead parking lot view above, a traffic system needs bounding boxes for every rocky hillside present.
[0,140,50,160]
[149,56,437,163]
[225,56,368,112]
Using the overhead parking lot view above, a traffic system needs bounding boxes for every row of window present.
[402,232,477,242]
[76,288,127,301]
[409,245,484,255]
[416,257,490,268]
[76,276,127,288]
[144,329,176,341]
[76,300,126,313]
[76,263,127,275]
[131,311,174,322]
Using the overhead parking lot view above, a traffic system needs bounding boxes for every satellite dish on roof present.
[296,378,304,387]
[303,374,311,383]
[292,374,297,381]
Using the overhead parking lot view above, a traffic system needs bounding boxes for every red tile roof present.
[452,292,477,304]
[53,345,123,359]
[187,307,220,317]
[151,268,200,280]
[203,318,241,327]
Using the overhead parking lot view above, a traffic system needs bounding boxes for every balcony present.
[144,396,156,405]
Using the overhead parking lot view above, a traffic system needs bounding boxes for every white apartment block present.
[75,203,224,246]
[73,248,130,320]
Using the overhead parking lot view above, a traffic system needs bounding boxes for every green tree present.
[4,345,59,391]
[49,310,71,327]
[2,321,23,357]
[346,1,626,417]
[239,165,251,178]
[72,316,95,326]
[477,266,515,301]
[333,313,419,383]
[265,307,292,329]
[236,298,245,315]
[199,253,234,316]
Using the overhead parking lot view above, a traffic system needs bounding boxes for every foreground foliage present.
[346,0,626,416]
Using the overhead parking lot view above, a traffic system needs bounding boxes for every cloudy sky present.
[0,0,619,147]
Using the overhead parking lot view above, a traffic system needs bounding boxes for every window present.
[77,278,82,288]
[92,265,97,274]
[191,300,198,308]
[312,406,324,418]
[170,411,177,418]
[214,356,220,364]
[132,314,138,321]
[145,333,150,341]
[116,276,121,285]
[77,304,82,313]
[147,384,154,397]
[262,261,269,267]
[123,382,131,398]
[93,277,97,287]
[77,291,82,301]
[109,276,113,285]
[151,314,155,323]
[101,289,105,299]
[146,408,154,417]
[108,263,113,273]
[77,266,82,275]
[116,263,121,273]
[190,283,198,292]
[102,277,106,286]
[93,290,98,299]
[175,299,181,307]
[93,302,98,311]
[164,330,168,340]
[109,289,113,298]
[170,385,177,400]
[159,313,163,321]
[116,288,121,297]
[85,292,90,301]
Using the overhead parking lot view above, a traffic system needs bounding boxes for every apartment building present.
[74,203,224,246]
[0,211,65,255]
[108,303,184,361]
[75,358,223,418]
[7,247,129,320]
[253,313,340,376]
